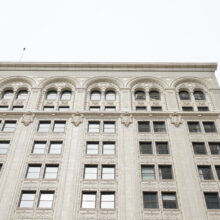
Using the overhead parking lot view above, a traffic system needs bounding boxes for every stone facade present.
[0,62,219,220]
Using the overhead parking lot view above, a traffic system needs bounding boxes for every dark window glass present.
[136,106,147,111]
[159,165,173,179]
[179,91,190,100]
[149,90,160,100]
[209,142,220,155]
[151,106,162,111]
[198,166,213,180]
[143,192,158,208]
[194,91,205,100]
[156,142,169,154]
[135,90,145,100]
[192,142,207,155]
[141,165,155,180]
[215,166,220,180]
[203,122,217,133]
[198,107,209,111]
[182,106,193,111]
[138,122,150,132]
[153,122,166,132]
[187,122,201,133]
[204,192,220,209]
[162,192,178,209]
[139,142,152,154]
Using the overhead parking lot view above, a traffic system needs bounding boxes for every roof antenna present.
[19,48,26,61]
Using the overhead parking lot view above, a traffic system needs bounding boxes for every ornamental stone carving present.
[121,113,133,127]
[170,112,183,127]
[21,112,35,126]
[71,113,84,126]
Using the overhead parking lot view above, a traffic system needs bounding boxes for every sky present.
[0,0,220,82]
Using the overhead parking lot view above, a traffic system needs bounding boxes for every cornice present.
[0,62,217,72]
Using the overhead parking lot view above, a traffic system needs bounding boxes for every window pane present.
[141,165,155,180]
[198,106,209,111]
[143,192,158,208]
[0,106,9,110]
[188,122,201,133]
[88,122,100,133]
[135,90,145,100]
[53,121,66,132]
[204,192,220,209]
[84,165,98,179]
[43,106,54,111]
[159,165,173,179]
[156,142,169,154]
[2,90,13,100]
[162,192,177,209]
[19,191,36,208]
[105,106,116,111]
[103,142,115,155]
[90,90,101,101]
[89,106,100,112]
[17,90,28,100]
[38,121,50,132]
[44,165,59,179]
[101,192,115,209]
[215,166,220,180]
[203,122,217,133]
[153,122,166,132]
[26,164,41,179]
[198,166,213,180]
[138,122,150,132]
[3,121,16,132]
[49,141,62,154]
[38,191,54,208]
[209,142,220,155]
[104,122,115,133]
[149,90,160,100]
[0,141,10,154]
[61,90,71,100]
[136,106,147,111]
[86,142,99,155]
[140,142,152,154]
[46,90,57,100]
[13,106,24,110]
[182,106,193,111]
[102,166,115,180]
[58,106,69,111]
[32,141,46,154]
[82,192,96,208]
[105,90,116,101]
[151,106,162,111]
[194,91,205,100]
[192,142,206,155]
[179,91,190,100]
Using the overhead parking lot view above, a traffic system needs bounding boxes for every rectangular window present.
[43,106,54,111]
[0,106,8,110]
[32,141,46,154]
[141,165,155,180]
[136,106,147,111]
[103,121,115,133]
[156,142,169,154]
[19,191,36,208]
[162,192,178,209]
[88,121,100,133]
[153,121,166,132]
[53,121,66,132]
[102,165,115,180]
[3,120,16,132]
[84,165,98,179]
[139,142,152,154]
[38,191,54,208]
[203,122,217,133]
[192,142,207,155]
[138,121,150,132]
[0,141,10,154]
[101,192,115,209]
[198,166,213,180]
[89,106,100,112]
[159,165,173,179]
[182,106,193,111]
[86,142,99,155]
[209,142,220,155]
[49,141,62,154]
[26,164,41,179]
[151,106,162,111]
[13,106,24,110]
[44,164,59,179]
[143,192,158,208]
[38,121,50,132]
[204,192,220,209]
[188,122,201,133]
[103,142,115,155]
[215,166,220,180]
[198,106,209,111]
[0,163,2,172]
[81,192,96,208]
[58,106,69,111]
[105,106,116,111]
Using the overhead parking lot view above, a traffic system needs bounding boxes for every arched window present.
[105,90,116,101]
[46,90,57,100]
[2,90,13,100]
[135,90,145,100]
[17,90,28,100]
[61,90,72,100]
[179,91,190,100]
[149,90,160,100]
[194,91,205,100]
[90,90,101,101]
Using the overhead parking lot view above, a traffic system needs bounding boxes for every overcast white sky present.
[0,0,220,82]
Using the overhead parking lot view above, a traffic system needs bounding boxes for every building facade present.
[0,62,220,220]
